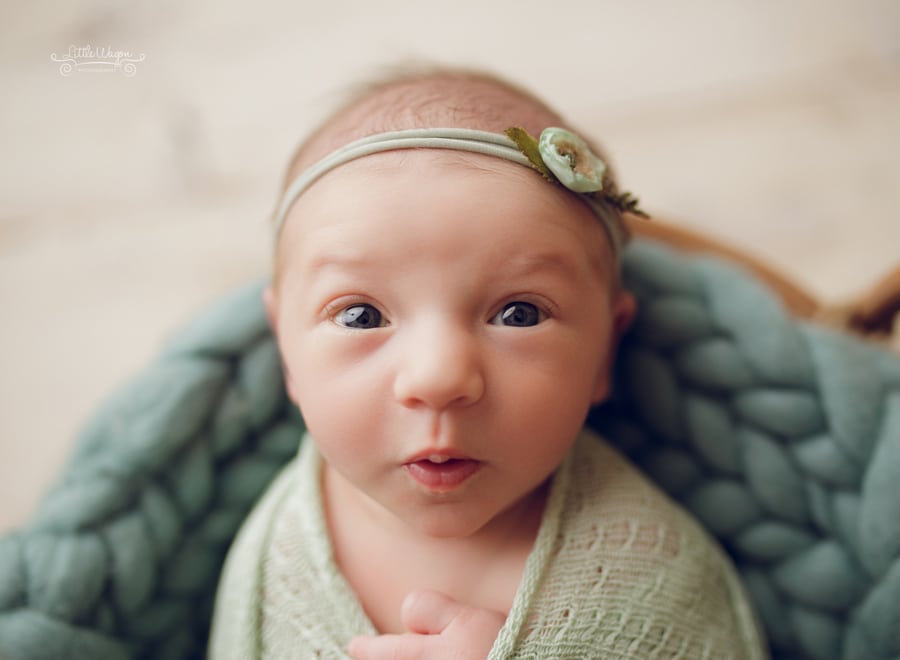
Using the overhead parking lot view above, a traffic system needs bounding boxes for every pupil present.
[501,303,537,326]
[342,305,380,328]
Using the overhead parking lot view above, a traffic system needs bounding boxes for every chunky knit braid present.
[0,283,303,660]
[591,242,900,659]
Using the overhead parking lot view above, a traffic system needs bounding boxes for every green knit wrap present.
[1,239,898,659]
[210,432,767,658]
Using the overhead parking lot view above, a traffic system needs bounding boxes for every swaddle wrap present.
[209,430,767,658]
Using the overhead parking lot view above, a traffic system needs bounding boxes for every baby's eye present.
[490,302,545,327]
[334,304,386,329]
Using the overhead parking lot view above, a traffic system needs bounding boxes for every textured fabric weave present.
[210,430,767,658]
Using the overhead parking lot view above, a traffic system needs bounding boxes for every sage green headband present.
[272,127,645,260]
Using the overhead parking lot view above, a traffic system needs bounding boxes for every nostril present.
[393,359,484,409]
[394,372,485,410]
[392,326,485,410]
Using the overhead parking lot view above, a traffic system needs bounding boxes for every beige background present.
[2,0,898,534]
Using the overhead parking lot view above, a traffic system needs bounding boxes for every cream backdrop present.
[2,0,899,533]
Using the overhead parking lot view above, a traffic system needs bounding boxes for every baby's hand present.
[348,589,506,660]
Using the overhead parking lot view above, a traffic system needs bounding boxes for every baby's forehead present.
[281,149,615,281]
[301,148,579,215]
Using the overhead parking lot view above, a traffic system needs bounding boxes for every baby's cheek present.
[291,367,377,441]
[502,368,589,429]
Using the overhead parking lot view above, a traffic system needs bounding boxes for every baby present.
[210,69,768,659]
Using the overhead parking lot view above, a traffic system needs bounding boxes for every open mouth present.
[404,456,482,491]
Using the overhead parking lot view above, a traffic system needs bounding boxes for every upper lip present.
[404,449,477,464]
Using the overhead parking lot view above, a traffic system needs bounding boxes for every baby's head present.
[271,69,634,287]
[265,68,637,538]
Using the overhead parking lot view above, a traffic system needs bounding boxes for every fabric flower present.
[504,125,647,218]
[538,127,606,193]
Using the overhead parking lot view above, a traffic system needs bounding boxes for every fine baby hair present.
[268,69,633,282]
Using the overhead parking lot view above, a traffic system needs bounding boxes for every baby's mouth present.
[404,455,482,492]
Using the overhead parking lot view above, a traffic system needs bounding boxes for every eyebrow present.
[307,250,585,274]
[500,251,588,281]
[303,251,378,277]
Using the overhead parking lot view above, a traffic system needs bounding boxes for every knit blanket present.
[209,432,766,658]
[1,239,898,660]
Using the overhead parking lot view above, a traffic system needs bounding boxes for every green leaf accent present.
[605,190,649,218]
[505,127,554,181]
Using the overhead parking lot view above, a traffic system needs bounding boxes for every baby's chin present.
[413,514,491,540]
[391,488,545,541]
[383,498,506,540]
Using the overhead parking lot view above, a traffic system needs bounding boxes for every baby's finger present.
[348,633,425,660]
[400,589,465,635]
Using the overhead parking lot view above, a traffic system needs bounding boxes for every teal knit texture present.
[1,239,898,659]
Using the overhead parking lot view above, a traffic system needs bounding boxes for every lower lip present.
[405,459,481,491]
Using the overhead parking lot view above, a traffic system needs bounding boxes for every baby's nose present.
[392,321,484,411]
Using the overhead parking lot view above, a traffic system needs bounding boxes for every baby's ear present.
[612,290,637,342]
[590,290,637,405]
[262,285,279,336]
[262,285,301,403]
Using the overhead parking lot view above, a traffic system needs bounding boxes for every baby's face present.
[266,151,634,539]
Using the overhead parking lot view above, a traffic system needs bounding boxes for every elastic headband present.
[272,127,647,260]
